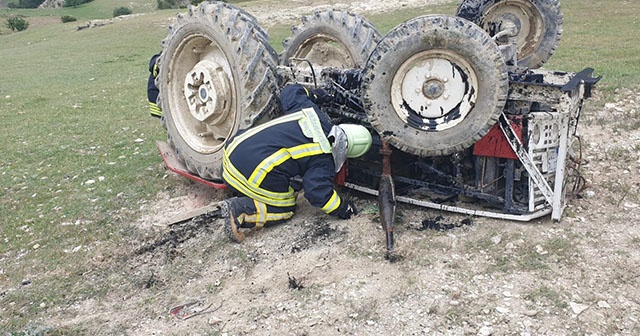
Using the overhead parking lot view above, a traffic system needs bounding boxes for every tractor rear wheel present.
[456,0,563,69]
[280,10,382,70]
[361,15,508,157]
[157,3,280,180]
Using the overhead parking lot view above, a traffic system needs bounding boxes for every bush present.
[64,0,94,7]
[61,15,77,23]
[113,7,132,17]
[6,16,29,32]
[156,0,214,9]
[157,0,177,9]
[8,0,44,9]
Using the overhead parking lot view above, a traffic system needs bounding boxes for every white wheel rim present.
[167,33,237,154]
[390,50,479,132]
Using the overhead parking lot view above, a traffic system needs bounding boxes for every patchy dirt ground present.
[240,0,452,27]
[26,1,640,335]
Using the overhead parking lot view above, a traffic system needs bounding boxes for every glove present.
[309,88,332,106]
[335,200,357,220]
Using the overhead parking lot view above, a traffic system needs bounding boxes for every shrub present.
[157,0,215,9]
[8,0,44,9]
[64,0,94,7]
[113,7,132,17]
[61,15,77,23]
[6,15,29,32]
[157,0,177,9]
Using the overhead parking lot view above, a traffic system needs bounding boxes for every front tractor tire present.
[361,15,509,157]
[157,2,279,180]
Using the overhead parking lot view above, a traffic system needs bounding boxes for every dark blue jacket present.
[223,84,347,215]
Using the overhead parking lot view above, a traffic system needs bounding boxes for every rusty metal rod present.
[378,140,396,260]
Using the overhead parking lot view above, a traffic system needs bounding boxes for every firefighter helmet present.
[328,124,372,172]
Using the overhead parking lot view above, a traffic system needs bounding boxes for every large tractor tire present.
[280,9,382,69]
[361,15,508,157]
[157,2,280,180]
[456,0,563,69]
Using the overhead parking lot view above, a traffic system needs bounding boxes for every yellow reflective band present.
[225,112,304,156]
[298,108,331,153]
[249,148,290,185]
[254,200,267,227]
[152,63,159,77]
[248,143,323,186]
[266,211,295,221]
[223,156,295,200]
[322,190,341,213]
[149,102,162,116]
[289,143,324,159]
[243,210,294,224]
[223,157,296,207]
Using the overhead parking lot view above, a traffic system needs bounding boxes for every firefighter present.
[221,83,372,243]
[147,53,162,118]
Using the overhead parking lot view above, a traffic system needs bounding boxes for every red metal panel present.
[473,117,523,160]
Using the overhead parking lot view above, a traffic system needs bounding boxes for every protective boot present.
[221,197,256,243]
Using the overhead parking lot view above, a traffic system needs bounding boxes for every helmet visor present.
[328,126,348,172]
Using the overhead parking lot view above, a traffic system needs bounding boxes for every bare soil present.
[37,1,640,335]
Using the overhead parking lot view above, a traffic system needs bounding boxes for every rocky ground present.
[23,1,640,335]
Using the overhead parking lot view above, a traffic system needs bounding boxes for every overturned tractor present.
[153,0,599,250]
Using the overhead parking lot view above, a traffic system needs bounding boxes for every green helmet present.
[328,124,372,172]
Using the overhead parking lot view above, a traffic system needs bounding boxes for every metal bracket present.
[497,113,554,206]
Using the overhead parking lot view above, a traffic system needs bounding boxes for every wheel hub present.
[422,79,445,100]
[184,60,231,124]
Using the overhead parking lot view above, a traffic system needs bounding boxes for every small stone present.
[207,316,223,325]
[569,302,590,315]
[523,309,538,317]
[478,326,493,336]
[597,301,611,309]
[32,244,40,250]
[496,306,510,314]
[535,245,548,255]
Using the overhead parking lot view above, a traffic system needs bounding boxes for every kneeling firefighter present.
[221,84,372,243]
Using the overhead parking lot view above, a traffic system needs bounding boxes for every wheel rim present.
[167,33,237,154]
[482,0,543,60]
[390,50,479,131]
[289,34,355,68]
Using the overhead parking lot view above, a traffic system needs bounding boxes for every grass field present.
[1,0,639,332]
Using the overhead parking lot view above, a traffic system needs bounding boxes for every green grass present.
[545,1,640,91]
[1,0,639,332]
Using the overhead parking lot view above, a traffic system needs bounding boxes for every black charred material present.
[418,216,473,231]
[287,272,305,290]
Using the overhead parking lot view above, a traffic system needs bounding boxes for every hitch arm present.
[378,140,397,260]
